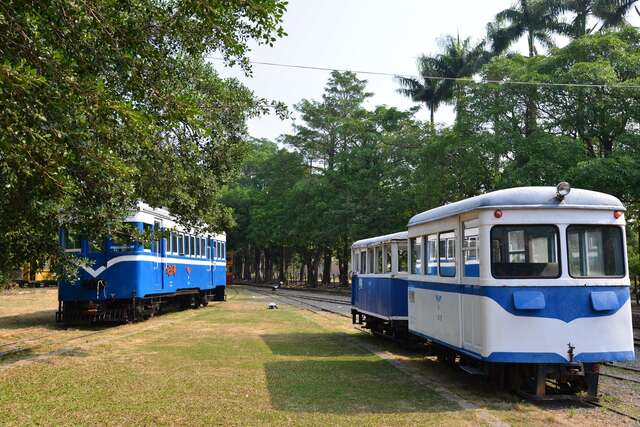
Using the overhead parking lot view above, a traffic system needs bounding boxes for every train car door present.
[209,238,216,288]
[153,220,163,290]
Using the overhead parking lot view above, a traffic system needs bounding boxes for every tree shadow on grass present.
[0,310,117,332]
[0,346,90,366]
[261,332,371,358]
[0,310,60,331]
[264,359,454,414]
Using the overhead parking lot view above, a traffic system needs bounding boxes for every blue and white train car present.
[57,202,227,322]
[405,185,634,397]
[351,232,411,337]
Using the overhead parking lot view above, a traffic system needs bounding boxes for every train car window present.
[367,248,374,273]
[397,242,408,273]
[360,250,366,274]
[463,220,480,278]
[222,242,226,259]
[111,223,137,253]
[89,236,102,253]
[216,241,221,259]
[410,237,422,274]
[195,237,201,257]
[491,225,559,278]
[425,234,438,276]
[171,233,178,255]
[375,246,383,273]
[200,238,206,258]
[64,229,81,252]
[567,225,624,278]
[178,234,185,256]
[384,243,392,273]
[190,236,195,257]
[438,231,456,277]
[143,223,152,250]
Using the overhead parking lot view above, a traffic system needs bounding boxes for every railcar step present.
[459,365,486,376]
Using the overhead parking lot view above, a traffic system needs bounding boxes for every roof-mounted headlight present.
[556,182,571,201]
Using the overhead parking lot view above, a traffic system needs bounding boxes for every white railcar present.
[352,184,634,397]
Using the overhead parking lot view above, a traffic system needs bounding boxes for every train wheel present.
[201,293,209,307]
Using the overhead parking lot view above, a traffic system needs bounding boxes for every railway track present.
[241,285,351,318]
[583,399,640,423]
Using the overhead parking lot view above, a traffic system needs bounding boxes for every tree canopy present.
[0,0,287,278]
[229,25,640,285]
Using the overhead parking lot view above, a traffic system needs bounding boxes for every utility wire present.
[211,57,640,90]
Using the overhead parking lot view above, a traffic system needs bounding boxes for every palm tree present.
[488,0,563,57]
[432,35,491,115]
[395,55,444,125]
[396,35,489,124]
[558,0,639,37]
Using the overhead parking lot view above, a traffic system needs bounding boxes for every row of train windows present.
[168,232,225,259]
[359,243,408,275]
[63,228,225,259]
[356,224,624,279]
[408,220,479,278]
[491,224,624,278]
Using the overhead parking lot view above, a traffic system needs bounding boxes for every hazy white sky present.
[212,0,639,141]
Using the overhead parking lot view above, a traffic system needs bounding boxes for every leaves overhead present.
[0,0,287,277]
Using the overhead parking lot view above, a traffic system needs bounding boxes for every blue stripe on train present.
[411,329,635,363]
[60,258,225,301]
[408,281,630,322]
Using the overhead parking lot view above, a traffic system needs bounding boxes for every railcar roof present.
[352,231,408,248]
[408,187,624,227]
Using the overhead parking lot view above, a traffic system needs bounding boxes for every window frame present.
[178,234,185,256]
[566,224,625,279]
[410,236,423,275]
[424,234,438,276]
[438,230,456,278]
[383,243,392,273]
[374,245,383,274]
[490,224,562,280]
[397,241,409,273]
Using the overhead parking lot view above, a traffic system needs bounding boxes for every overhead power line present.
[210,57,640,90]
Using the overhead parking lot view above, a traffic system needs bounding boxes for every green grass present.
[0,289,622,426]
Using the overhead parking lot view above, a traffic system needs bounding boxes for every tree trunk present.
[337,243,350,286]
[253,247,261,282]
[321,247,332,286]
[298,260,305,283]
[264,247,273,282]
[242,254,250,281]
[278,245,288,284]
[429,102,435,126]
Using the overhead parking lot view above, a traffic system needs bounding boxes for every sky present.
[212,0,640,141]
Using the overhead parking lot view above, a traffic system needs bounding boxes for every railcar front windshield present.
[567,225,624,278]
[491,225,560,278]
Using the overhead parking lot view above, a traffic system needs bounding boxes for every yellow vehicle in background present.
[19,261,57,287]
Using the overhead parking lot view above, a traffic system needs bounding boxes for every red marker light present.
[614,210,622,219]
[494,209,503,219]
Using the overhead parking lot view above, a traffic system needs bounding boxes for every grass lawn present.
[0,288,630,426]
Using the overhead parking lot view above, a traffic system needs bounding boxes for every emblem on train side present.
[165,265,177,276]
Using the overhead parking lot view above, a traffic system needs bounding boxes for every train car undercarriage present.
[352,309,600,399]
[57,286,226,323]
